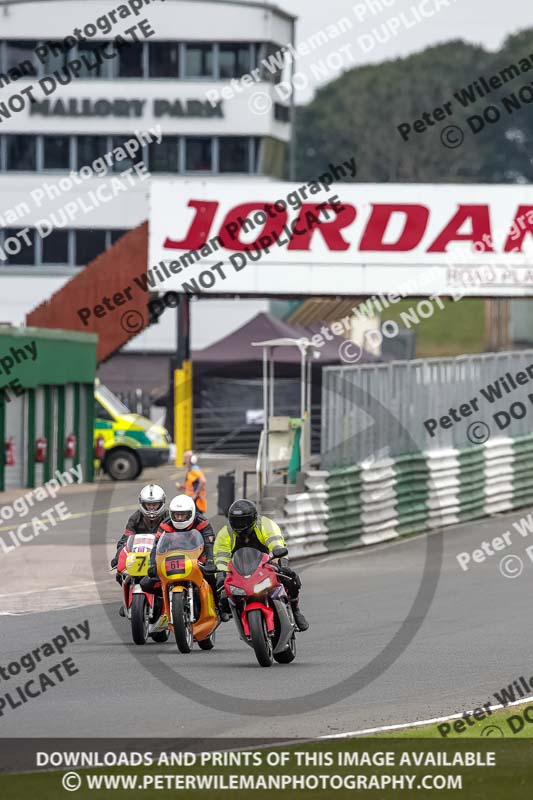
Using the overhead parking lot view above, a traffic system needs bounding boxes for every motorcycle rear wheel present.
[172,592,193,653]
[274,633,296,663]
[248,609,273,667]
[131,594,149,645]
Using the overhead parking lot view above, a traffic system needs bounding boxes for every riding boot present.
[215,572,231,622]
[217,594,233,622]
[291,599,309,631]
[118,572,125,617]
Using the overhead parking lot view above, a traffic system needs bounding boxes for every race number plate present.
[125,552,150,576]
[165,555,186,576]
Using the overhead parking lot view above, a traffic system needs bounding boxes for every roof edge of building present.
[0,324,98,345]
[0,0,297,23]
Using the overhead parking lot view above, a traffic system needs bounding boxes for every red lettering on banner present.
[163,200,218,250]
[160,199,533,256]
[287,204,356,250]
[504,206,533,252]
[218,203,288,250]
[427,205,493,252]
[359,204,429,251]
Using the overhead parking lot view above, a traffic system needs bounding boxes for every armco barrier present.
[280,434,533,558]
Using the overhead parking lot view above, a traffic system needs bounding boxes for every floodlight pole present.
[262,347,269,489]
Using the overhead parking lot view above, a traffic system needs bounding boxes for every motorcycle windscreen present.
[231,547,264,577]
[156,529,204,554]
[126,533,156,552]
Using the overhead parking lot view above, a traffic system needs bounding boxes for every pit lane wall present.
[280,435,533,558]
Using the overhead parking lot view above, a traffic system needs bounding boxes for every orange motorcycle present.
[155,528,218,653]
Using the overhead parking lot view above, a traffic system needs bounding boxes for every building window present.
[6,135,36,170]
[149,41,180,77]
[0,228,139,267]
[261,43,284,83]
[42,135,71,170]
[76,135,109,170]
[250,43,261,72]
[184,43,213,78]
[77,42,108,78]
[0,39,284,83]
[3,229,35,265]
[75,228,107,265]
[111,135,144,173]
[185,138,212,171]
[274,103,290,123]
[0,134,266,176]
[4,40,38,77]
[149,136,179,172]
[117,41,144,77]
[219,137,249,172]
[39,41,70,75]
[110,229,129,245]
[252,137,262,173]
[41,230,69,264]
[219,44,251,79]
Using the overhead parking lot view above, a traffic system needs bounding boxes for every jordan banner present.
[149,179,533,297]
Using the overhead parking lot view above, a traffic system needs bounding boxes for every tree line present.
[294,29,533,184]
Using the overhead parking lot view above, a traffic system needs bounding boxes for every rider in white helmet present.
[111,484,167,615]
[168,494,199,530]
[112,483,167,567]
[145,494,216,570]
[141,494,227,619]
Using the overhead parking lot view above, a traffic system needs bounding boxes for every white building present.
[0,0,295,350]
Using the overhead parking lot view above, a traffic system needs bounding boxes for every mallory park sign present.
[29,97,223,118]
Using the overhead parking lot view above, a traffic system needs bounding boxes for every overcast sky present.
[273,0,533,102]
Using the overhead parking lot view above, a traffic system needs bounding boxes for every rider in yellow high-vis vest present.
[214,498,309,631]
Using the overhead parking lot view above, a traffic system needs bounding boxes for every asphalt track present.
[1,463,532,739]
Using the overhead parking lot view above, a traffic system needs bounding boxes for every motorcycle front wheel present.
[274,633,296,664]
[172,592,193,653]
[131,594,149,645]
[248,609,273,667]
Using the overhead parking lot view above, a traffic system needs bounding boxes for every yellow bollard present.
[174,360,193,467]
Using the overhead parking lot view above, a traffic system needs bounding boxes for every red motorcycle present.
[224,545,297,667]
[117,532,169,645]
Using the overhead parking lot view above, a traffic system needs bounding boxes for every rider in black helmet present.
[213,498,309,631]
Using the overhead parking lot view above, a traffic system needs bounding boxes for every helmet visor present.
[230,514,255,533]
[144,501,163,513]
[141,500,164,518]
[171,510,193,525]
